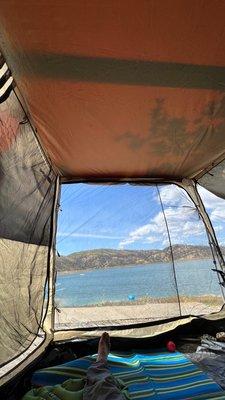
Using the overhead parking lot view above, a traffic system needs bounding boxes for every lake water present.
[55,259,223,307]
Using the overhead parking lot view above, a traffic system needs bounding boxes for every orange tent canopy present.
[0,0,225,181]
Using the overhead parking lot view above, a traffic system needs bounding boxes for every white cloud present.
[159,184,193,208]
[118,223,154,249]
[198,186,225,227]
[211,208,225,222]
[164,209,203,242]
[198,186,225,210]
[160,185,225,244]
[118,205,204,250]
[182,220,203,236]
[215,225,223,233]
[145,236,160,244]
[161,185,225,227]
[75,185,225,251]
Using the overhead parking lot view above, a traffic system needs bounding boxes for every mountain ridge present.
[56,244,221,273]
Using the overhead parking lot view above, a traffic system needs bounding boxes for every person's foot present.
[97,332,110,362]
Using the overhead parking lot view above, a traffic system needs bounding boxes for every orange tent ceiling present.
[0,0,225,180]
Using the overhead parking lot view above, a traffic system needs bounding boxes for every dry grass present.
[72,295,223,308]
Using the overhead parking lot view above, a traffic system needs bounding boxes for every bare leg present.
[97,332,110,363]
[84,332,127,399]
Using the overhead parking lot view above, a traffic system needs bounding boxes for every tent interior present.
[1,1,225,399]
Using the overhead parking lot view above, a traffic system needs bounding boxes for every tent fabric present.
[198,159,225,201]
[0,83,57,368]
[0,0,225,388]
[0,2,225,185]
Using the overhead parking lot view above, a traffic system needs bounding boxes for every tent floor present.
[2,314,225,399]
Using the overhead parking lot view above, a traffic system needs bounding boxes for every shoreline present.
[55,294,222,309]
[55,300,223,328]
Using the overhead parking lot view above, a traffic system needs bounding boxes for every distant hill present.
[56,245,221,273]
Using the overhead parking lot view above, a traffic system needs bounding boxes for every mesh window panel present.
[55,184,189,330]
[158,184,223,316]
[0,89,56,367]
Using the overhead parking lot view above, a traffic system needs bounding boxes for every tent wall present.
[198,159,225,200]
[0,68,58,384]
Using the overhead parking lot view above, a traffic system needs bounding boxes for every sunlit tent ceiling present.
[0,1,225,189]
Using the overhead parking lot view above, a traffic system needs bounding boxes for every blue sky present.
[56,183,225,255]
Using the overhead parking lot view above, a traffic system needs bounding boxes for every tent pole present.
[43,175,61,335]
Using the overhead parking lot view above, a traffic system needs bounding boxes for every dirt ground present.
[55,302,220,329]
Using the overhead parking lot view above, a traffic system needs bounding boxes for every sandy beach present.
[55,301,221,329]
